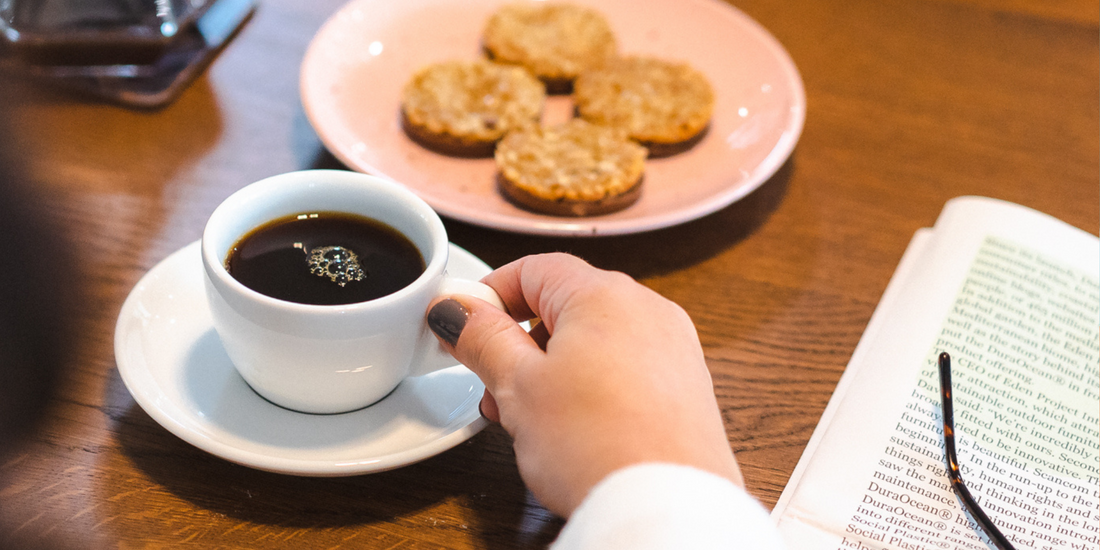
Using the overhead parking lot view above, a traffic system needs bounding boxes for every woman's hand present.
[427,253,742,517]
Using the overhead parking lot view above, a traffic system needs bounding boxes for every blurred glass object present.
[0,0,256,108]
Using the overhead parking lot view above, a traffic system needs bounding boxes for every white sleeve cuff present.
[551,463,787,550]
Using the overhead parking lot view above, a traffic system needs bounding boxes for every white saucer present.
[114,241,489,476]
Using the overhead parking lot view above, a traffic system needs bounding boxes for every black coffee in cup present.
[225,212,425,305]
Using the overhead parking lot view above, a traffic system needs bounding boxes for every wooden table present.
[1,0,1096,548]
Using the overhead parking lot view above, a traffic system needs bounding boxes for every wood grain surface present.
[1,0,1096,548]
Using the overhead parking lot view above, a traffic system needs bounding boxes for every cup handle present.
[408,277,506,377]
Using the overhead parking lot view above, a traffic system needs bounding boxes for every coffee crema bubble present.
[308,245,366,286]
[225,212,425,306]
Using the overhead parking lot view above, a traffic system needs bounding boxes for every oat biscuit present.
[495,118,647,216]
[483,2,617,94]
[400,60,546,157]
[574,56,714,157]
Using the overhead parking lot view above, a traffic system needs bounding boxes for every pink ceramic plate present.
[301,0,805,236]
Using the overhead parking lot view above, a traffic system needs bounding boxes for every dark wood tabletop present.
[1,0,1096,548]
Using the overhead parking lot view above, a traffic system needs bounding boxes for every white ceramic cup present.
[201,170,502,414]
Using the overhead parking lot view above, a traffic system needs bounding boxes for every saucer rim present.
[114,240,490,476]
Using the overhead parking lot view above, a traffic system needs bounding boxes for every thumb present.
[426,296,541,397]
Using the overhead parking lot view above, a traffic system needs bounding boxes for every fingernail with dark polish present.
[427,298,469,347]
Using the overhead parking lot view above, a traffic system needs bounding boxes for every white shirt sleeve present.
[551,463,788,550]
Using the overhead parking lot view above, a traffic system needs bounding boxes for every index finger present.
[481,252,602,333]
